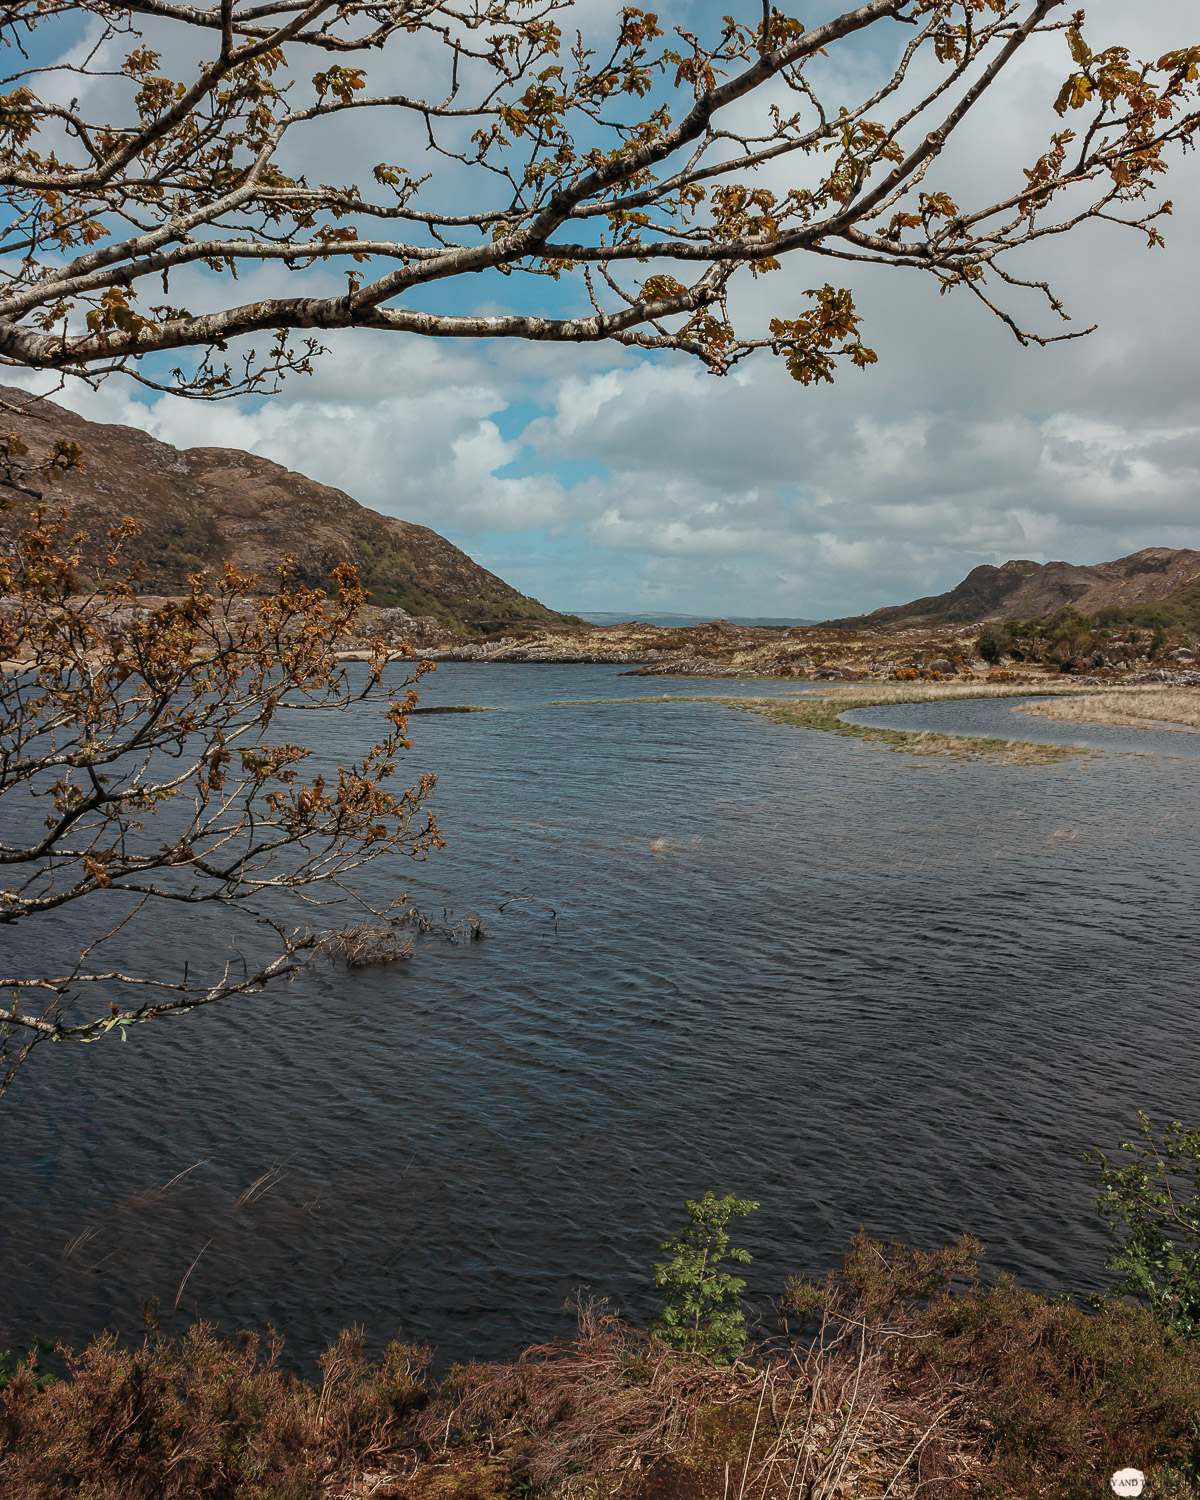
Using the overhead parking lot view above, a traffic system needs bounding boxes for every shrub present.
[0,1340,54,1395]
[976,623,1007,664]
[1090,1114,1200,1338]
[651,1192,758,1361]
[784,1227,984,1325]
[912,1280,1200,1498]
[788,1231,1200,1500]
[0,1324,429,1499]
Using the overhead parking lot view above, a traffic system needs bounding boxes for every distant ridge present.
[0,385,571,635]
[828,547,1200,628]
[576,611,818,628]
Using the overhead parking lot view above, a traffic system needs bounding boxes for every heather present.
[5,1234,1200,1500]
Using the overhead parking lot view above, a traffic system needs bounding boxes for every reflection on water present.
[2,665,1198,1370]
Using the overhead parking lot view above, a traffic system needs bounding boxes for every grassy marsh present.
[730,690,1081,764]
[1016,685,1200,732]
[552,683,1091,764]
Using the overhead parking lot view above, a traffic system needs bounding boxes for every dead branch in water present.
[314,924,416,968]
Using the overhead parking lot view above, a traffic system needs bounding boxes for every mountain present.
[574,611,818,628]
[0,386,570,634]
[830,548,1200,628]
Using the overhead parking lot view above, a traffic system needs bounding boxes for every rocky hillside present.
[831,547,1200,628]
[0,385,569,634]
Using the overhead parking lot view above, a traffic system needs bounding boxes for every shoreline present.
[533,680,1200,761]
[5,1229,1196,1499]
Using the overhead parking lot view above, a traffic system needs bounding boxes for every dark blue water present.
[2,666,1198,1369]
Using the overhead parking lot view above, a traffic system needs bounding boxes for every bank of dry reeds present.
[3,1238,1200,1499]
[1017,686,1200,731]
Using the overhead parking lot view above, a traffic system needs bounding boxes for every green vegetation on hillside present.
[120,517,228,582]
[829,563,1200,637]
[1094,579,1200,634]
[344,518,569,631]
[76,510,570,634]
[342,518,457,618]
[977,599,1199,672]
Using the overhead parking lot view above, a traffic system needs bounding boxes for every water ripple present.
[2,667,1198,1369]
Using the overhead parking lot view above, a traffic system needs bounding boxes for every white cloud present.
[13,0,1200,617]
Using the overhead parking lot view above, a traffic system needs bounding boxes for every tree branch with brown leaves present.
[0,497,442,1093]
[0,0,1195,396]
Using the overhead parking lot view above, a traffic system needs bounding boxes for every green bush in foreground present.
[650,1191,758,1361]
[1090,1113,1200,1339]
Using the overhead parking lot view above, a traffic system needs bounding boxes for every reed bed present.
[726,687,1083,765]
[551,684,1088,764]
[775,682,1060,704]
[1016,686,1200,731]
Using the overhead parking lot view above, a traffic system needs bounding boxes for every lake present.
[2,665,1198,1369]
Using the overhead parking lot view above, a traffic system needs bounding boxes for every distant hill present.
[0,386,570,634]
[829,548,1200,628]
[576,611,818,628]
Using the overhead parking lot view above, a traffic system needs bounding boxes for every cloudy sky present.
[19,0,1200,618]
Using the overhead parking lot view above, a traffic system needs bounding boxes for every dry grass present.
[724,686,1085,766]
[0,1304,988,1500]
[777,682,1048,704]
[550,684,1088,765]
[5,1239,1200,1500]
[1017,686,1200,732]
[409,1300,989,1500]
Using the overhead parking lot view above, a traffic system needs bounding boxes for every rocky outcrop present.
[0,385,570,634]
